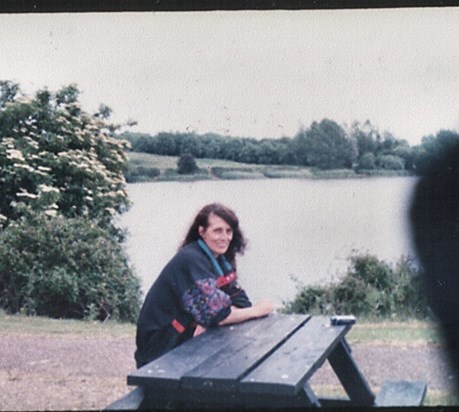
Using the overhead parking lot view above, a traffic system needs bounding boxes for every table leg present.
[327,339,375,406]
[302,382,322,407]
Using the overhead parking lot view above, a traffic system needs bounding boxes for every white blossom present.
[14,164,35,172]
[105,207,116,215]
[7,149,25,161]
[16,189,38,199]
[39,184,59,193]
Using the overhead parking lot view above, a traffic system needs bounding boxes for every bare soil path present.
[0,333,458,410]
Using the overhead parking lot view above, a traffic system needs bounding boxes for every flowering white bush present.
[0,82,130,229]
[0,81,141,321]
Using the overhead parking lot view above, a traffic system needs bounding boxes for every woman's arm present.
[193,298,273,336]
[218,298,274,326]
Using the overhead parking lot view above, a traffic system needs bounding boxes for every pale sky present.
[1,8,459,146]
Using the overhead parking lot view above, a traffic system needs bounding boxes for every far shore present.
[126,152,414,184]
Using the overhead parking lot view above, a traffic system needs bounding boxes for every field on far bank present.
[1,312,458,409]
[126,152,411,183]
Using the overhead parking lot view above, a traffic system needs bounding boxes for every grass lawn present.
[0,310,441,345]
[0,310,135,338]
[348,319,443,345]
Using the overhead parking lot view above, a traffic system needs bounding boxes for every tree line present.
[121,120,459,175]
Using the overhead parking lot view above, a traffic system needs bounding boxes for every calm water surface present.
[119,178,418,306]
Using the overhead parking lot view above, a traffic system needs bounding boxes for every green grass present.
[425,389,459,406]
[347,320,443,345]
[262,168,314,179]
[310,385,459,407]
[0,310,135,338]
[127,152,319,182]
[127,152,270,182]
[213,169,267,180]
[311,168,360,179]
[0,309,441,344]
[126,152,413,183]
[0,309,440,342]
[127,152,178,169]
[128,152,256,171]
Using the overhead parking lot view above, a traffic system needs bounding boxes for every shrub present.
[355,169,412,177]
[0,213,142,322]
[311,169,358,179]
[177,152,199,174]
[125,164,161,183]
[262,168,313,179]
[210,167,265,180]
[282,253,430,320]
[376,154,405,170]
[358,152,376,170]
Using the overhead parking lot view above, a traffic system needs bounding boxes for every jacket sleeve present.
[221,279,252,308]
[230,287,252,308]
[173,249,232,328]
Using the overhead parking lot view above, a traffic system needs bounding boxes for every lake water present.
[118,177,419,306]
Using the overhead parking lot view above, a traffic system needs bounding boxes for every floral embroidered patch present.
[182,278,231,327]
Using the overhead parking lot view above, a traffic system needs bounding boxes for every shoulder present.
[163,242,210,274]
[174,242,205,263]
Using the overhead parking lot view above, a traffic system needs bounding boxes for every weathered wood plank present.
[128,313,308,391]
[128,326,227,389]
[375,380,427,406]
[128,316,261,389]
[181,314,310,392]
[239,316,351,396]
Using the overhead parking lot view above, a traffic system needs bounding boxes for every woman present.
[135,203,273,368]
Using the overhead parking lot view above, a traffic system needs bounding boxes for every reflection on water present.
[118,177,418,305]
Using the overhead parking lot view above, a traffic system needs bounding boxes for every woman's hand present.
[253,298,274,317]
[193,324,206,337]
[219,298,274,326]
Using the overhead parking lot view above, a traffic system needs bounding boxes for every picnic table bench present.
[107,314,427,409]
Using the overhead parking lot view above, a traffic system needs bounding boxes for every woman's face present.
[199,213,233,257]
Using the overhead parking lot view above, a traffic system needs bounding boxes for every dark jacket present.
[135,241,251,368]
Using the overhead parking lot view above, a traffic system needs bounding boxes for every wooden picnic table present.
[108,314,427,409]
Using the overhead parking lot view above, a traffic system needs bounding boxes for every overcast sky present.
[1,8,459,146]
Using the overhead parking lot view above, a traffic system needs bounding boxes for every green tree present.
[392,141,415,170]
[292,126,309,166]
[302,119,357,169]
[377,132,398,154]
[0,80,20,106]
[177,152,199,174]
[358,152,376,170]
[351,120,379,157]
[0,82,130,231]
[376,154,405,170]
[413,130,459,175]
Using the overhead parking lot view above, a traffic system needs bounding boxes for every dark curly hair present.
[181,203,247,265]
